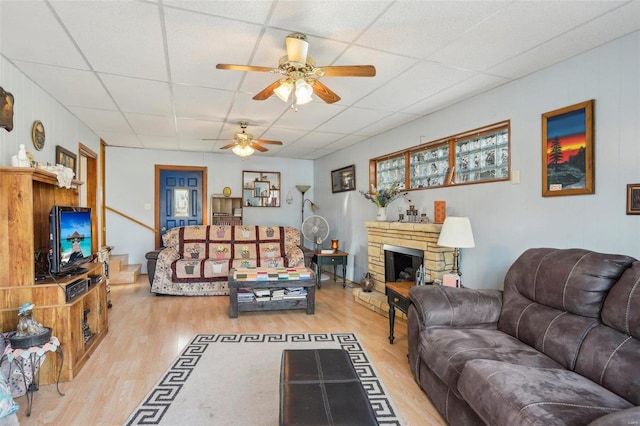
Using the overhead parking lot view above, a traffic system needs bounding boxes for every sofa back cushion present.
[574,261,640,405]
[498,248,634,369]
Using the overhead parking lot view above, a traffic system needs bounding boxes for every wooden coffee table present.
[228,267,316,318]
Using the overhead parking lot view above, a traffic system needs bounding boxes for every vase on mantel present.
[376,206,387,222]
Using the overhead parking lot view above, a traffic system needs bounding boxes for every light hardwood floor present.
[17,275,446,426]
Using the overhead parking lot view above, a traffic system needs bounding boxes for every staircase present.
[109,254,141,284]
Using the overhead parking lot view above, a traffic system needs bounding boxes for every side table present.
[386,282,414,344]
[312,251,348,288]
[1,336,64,416]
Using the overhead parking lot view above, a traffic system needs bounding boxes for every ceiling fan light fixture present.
[294,79,313,105]
[274,80,293,102]
[231,144,255,157]
[285,33,309,65]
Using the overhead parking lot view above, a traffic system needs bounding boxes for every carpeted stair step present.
[109,254,141,284]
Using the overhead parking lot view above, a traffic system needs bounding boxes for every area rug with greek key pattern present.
[125,333,403,425]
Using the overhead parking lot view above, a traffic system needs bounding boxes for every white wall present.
[314,31,640,289]
[0,56,102,240]
[105,147,314,272]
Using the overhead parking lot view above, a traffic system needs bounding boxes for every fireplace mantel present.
[353,221,454,317]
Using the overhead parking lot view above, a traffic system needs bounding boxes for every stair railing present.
[106,206,157,233]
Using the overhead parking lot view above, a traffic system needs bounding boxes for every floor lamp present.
[296,185,318,244]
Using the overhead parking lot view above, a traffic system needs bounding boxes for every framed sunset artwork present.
[542,100,594,197]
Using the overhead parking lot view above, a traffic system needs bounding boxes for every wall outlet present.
[511,170,520,184]
[144,203,152,210]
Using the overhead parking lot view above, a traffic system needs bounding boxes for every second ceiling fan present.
[216,32,376,106]
[203,121,282,157]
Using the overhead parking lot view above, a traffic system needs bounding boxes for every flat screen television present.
[49,206,93,275]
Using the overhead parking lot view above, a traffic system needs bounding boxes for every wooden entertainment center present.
[0,167,108,384]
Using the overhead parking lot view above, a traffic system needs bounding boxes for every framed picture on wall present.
[627,184,640,215]
[56,145,77,174]
[541,100,594,197]
[331,164,356,193]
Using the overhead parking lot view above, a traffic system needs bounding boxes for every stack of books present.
[254,289,271,301]
[284,287,307,299]
[237,288,255,303]
[271,289,285,301]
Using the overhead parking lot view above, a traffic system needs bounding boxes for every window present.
[370,120,510,191]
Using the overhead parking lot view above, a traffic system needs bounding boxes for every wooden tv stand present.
[0,167,108,384]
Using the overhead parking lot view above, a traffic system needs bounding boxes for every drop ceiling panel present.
[138,135,180,150]
[316,107,391,134]
[173,85,236,121]
[289,131,345,149]
[177,118,225,141]
[273,102,346,131]
[356,112,420,137]
[14,61,117,110]
[99,131,143,148]
[268,1,392,42]
[125,113,176,137]
[355,61,474,112]
[51,1,167,80]
[101,75,173,116]
[226,92,289,124]
[163,0,274,24]
[428,1,627,72]
[358,1,510,58]
[0,1,88,69]
[67,107,131,133]
[164,7,263,87]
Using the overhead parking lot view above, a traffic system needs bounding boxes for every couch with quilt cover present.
[149,225,305,296]
[408,247,640,425]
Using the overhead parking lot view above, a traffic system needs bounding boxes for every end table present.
[385,282,414,344]
[1,336,64,416]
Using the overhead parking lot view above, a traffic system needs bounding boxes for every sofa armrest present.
[587,407,640,425]
[285,244,305,268]
[409,285,503,329]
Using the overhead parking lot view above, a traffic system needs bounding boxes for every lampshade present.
[231,144,255,157]
[274,80,293,102]
[294,79,313,105]
[296,185,311,194]
[437,217,475,248]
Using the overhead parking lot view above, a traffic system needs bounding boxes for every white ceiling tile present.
[177,118,225,140]
[428,1,628,71]
[164,7,263,87]
[67,107,131,133]
[138,135,180,150]
[358,1,510,57]
[0,1,88,69]
[99,131,143,148]
[226,92,290,125]
[316,107,391,134]
[125,113,176,137]
[403,74,510,116]
[273,102,346,131]
[14,61,117,110]
[269,1,392,42]
[173,84,236,121]
[290,131,345,149]
[51,1,167,80]
[355,61,474,112]
[357,112,420,136]
[163,1,274,24]
[100,75,173,116]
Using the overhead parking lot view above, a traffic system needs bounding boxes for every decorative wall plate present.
[223,187,232,197]
[31,120,45,150]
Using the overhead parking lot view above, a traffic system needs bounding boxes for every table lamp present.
[437,216,475,277]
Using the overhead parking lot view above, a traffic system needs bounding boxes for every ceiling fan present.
[203,121,282,157]
[216,32,376,107]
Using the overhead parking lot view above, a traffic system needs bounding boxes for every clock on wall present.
[31,120,45,151]
[223,187,232,197]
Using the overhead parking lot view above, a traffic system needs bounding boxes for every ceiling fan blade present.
[322,65,376,77]
[255,139,283,145]
[312,81,341,104]
[220,142,237,150]
[216,64,273,73]
[253,80,281,101]
[250,142,268,152]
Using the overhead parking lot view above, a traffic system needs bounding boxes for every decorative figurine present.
[16,302,48,337]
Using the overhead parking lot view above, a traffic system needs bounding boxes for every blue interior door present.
[158,168,204,246]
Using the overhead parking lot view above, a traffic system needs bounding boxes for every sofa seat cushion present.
[459,359,633,426]
[419,328,563,399]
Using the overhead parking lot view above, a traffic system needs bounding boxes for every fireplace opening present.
[384,244,424,283]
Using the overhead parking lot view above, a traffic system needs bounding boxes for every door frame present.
[154,165,208,248]
[78,143,98,254]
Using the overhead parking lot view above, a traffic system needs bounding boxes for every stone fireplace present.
[353,221,454,317]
